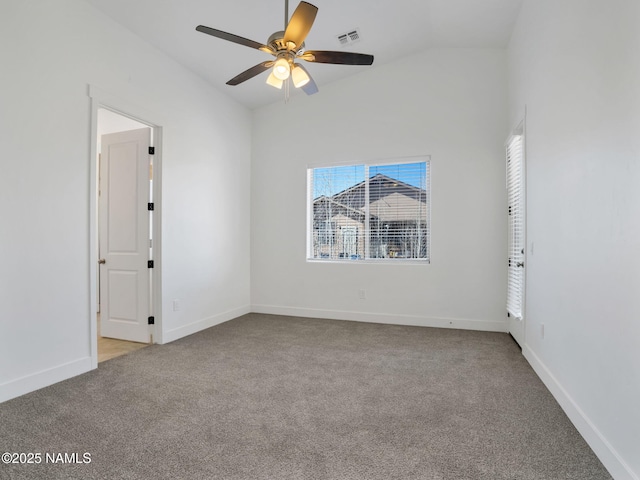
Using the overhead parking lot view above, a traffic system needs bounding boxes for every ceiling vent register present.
[337,28,362,46]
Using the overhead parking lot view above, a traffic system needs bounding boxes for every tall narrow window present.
[506,135,525,319]
[308,158,430,262]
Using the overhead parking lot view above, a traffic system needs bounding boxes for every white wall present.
[508,1,640,478]
[98,108,148,137]
[0,0,251,402]
[251,49,508,331]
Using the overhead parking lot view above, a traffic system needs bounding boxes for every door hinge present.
[148,316,155,325]
[148,260,154,268]
[148,202,154,211]
[148,146,155,155]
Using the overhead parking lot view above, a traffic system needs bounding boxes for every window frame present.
[306,156,431,265]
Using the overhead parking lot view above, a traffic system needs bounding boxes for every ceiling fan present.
[195,0,374,96]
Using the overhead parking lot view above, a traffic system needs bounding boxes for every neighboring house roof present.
[313,195,366,222]
[313,174,428,223]
[337,173,427,205]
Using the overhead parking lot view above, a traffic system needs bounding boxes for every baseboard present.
[251,304,508,332]
[0,357,93,404]
[523,345,638,480]
[162,305,251,344]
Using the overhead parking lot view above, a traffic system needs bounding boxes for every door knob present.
[98,258,106,264]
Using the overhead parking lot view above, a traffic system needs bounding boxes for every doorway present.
[94,107,160,362]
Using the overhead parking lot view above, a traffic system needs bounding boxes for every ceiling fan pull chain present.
[284,77,290,103]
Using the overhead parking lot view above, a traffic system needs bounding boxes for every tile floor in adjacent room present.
[98,336,148,363]
[97,315,149,363]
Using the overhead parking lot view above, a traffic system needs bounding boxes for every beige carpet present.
[0,313,611,479]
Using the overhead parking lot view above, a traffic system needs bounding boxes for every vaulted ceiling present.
[85,0,523,109]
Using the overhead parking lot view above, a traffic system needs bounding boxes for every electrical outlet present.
[172,299,180,311]
[358,289,366,300]
[541,323,545,339]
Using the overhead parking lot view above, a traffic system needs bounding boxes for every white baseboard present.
[251,304,508,332]
[0,357,93,404]
[523,345,638,480]
[162,305,251,344]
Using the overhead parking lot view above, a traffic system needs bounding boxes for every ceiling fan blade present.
[284,2,318,49]
[196,25,273,54]
[226,61,274,86]
[298,65,319,95]
[300,50,374,65]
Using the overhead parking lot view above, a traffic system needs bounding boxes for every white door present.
[99,127,152,343]
[506,133,525,346]
[342,226,357,258]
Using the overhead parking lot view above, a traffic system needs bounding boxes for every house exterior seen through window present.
[308,158,430,262]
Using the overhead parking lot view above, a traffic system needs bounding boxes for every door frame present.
[89,85,163,369]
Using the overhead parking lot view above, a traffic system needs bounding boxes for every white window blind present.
[506,135,525,319]
[308,159,430,262]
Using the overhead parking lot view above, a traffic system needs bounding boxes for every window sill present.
[306,258,430,266]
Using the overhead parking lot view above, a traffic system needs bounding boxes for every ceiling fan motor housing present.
[268,31,305,54]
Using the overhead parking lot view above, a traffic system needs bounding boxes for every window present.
[308,158,430,262]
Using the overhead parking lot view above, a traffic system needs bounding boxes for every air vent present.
[336,28,362,47]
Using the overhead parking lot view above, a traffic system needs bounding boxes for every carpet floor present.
[0,314,611,479]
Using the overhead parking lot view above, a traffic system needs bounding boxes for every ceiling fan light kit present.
[266,71,284,89]
[291,64,310,88]
[195,1,374,101]
[273,57,291,80]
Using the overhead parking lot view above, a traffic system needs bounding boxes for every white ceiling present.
[84,0,523,110]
